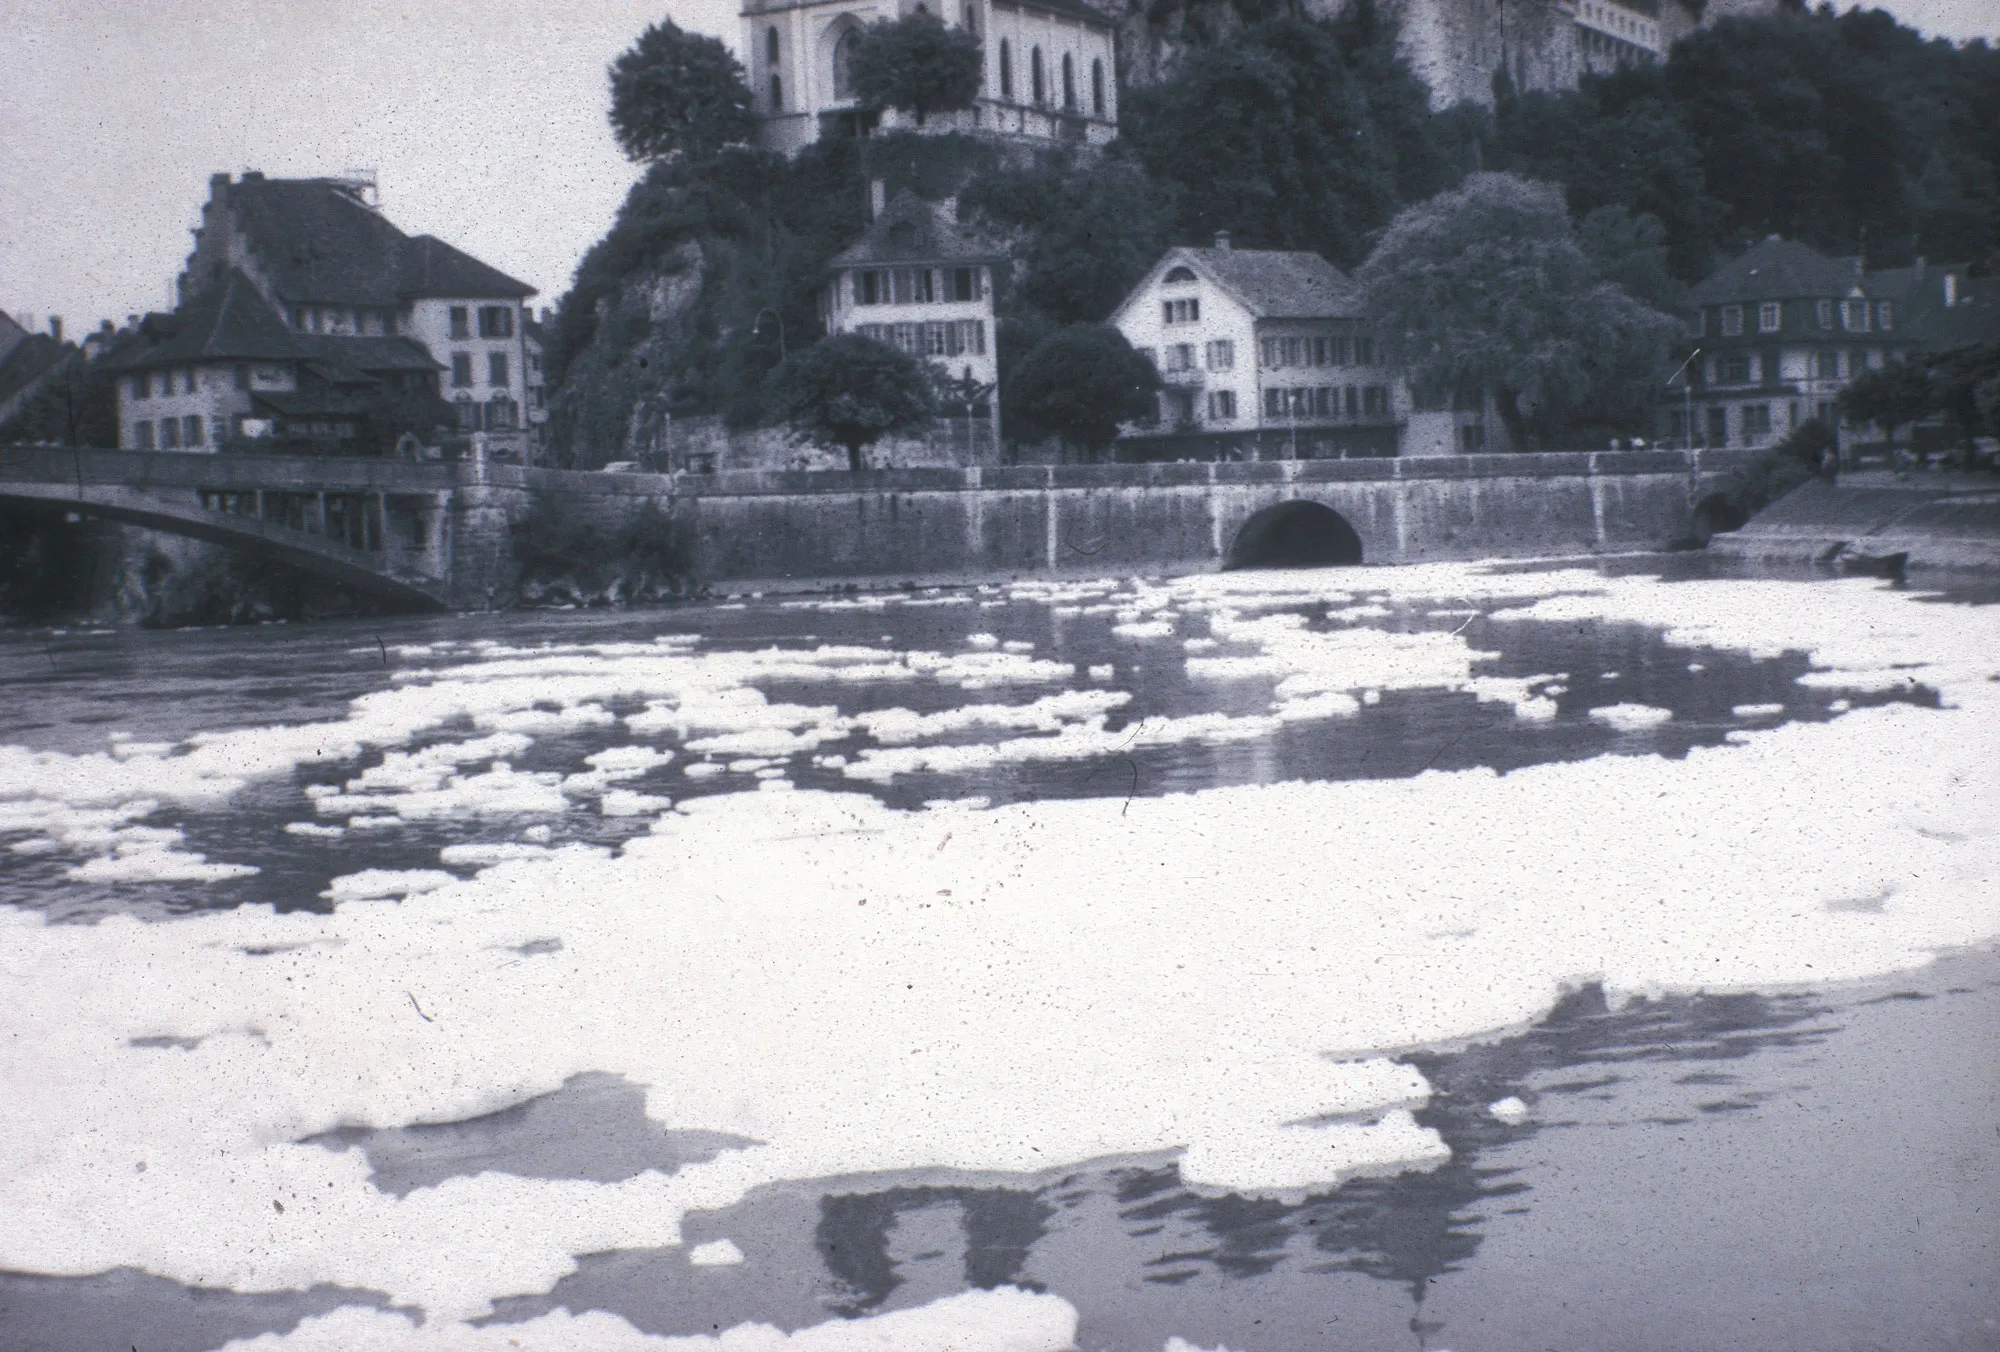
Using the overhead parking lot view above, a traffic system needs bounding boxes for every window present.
[951,267,979,302]
[766,25,779,63]
[1817,299,1834,329]
[449,307,470,339]
[1092,58,1105,116]
[833,26,861,99]
[1260,337,1280,369]
[455,395,479,430]
[924,322,951,356]
[1744,404,1771,436]
[1355,336,1375,365]
[1280,337,1302,366]
[1344,386,1359,415]
[1311,386,1333,416]
[235,364,251,392]
[857,270,884,305]
[1208,390,1236,420]
[1758,302,1781,333]
[184,415,204,446]
[1841,299,1870,332]
[452,352,473,387]
[1031,47,1045,104]
[1263,389,1282,418]
[1877,301,1892,330]
[1204,339,1234,371]
[135,421,154,450]
[888,267,935,304]
[489,352,509,387]
[1163,266,1196,284]
[1165,388,1196,425]
[130,375,146,401]
[1164,343,1194,372]
[1815,350,1839,379]
[1706,405,1729,446]
[999,40,1012,99]
[478,306,514,338]
[1162,297,1199,324]
[964,1,979,34]
[1363,385,1388,415]
[771,76,783,110]
[890,322,921,355]
[954,319,986,354]
[1720,304,1743,336]
[159,416,180,449]
[1720,354,1750,384]
[1459,424,1486,452]
[1062,53,1076,110]
[486,396,518,429]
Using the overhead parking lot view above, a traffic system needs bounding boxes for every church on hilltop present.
[743,0,1118,154]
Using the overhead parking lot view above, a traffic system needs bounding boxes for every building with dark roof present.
[823,191,1005,457]
[101,269,446,452]
[0,313,79,431]
[1665,235,1999,452]
[743,0,1117,156]
[137,171,538,456]
[1111,237,1433,457]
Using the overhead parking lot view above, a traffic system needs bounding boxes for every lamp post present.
[1669,346,1702,452]
[753,308,787,363]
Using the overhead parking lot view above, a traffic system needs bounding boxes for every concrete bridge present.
[0,445,1765,607]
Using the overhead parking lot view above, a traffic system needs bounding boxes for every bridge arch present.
[1225,500,1363,569]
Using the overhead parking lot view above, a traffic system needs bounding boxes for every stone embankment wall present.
[1707,472,2000,573]
[647,449,1761,587]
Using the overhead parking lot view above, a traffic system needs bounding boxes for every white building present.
[823,190,1004,456]
[1110,235,1410,458]
[744,0,1117,155]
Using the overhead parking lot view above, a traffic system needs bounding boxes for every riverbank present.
[1708,469,2000,573]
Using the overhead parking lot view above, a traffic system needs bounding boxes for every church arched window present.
[832,26,861,100]
[1092,57,1105,116]
[999,39,1013,99]
[1163,266,1197,284]
[1062,53,1075,109]
[766,26,779,64]
[1031,46,1045,105]
[771,75,783,111]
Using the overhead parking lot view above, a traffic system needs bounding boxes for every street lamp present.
[753,308,787,363]
[1668,346,1702,452]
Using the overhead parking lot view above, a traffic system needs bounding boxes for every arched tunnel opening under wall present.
[1224,500,1364,570]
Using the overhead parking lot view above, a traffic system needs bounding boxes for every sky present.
[2,0,1996,337]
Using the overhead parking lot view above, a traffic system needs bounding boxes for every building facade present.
[744,0,1117,155]
[153,172,538,457]
[823,190,1004,457]
[1110,236,1413,458]
[1665,236,1997,452]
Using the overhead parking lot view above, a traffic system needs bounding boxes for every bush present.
[514,499,691,604]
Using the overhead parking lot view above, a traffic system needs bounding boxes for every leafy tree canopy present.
[608,18,758,165]
[1837,356,1937,441]
[765,334,938,470]
[960,155,1175,324]
[850,12,983,126]
[1358,172,1680,448]
[1009,324,1160,457]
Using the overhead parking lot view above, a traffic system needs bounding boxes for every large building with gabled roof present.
[1668,235,2000,452]
[108,171,541,456]
[1110,235,1427,458]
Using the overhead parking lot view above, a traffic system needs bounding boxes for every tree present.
[766,334,937,471]
[1357,172,1680,449]
[849,12,983,127]
[1837,357,1935,446]
[960,155,1174,325]
[608,19,758,165]
[1008,324,1159,460]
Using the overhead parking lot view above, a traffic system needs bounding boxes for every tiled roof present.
[0,310,28,365]
[294,334,442,374]
[399,235,535,300]
[830,191,1006,267]
[1176,246,1361,319]
[1687,237,1862,305]
[0,332,71,407]
[224,177,533,304]
[101,271,304,370]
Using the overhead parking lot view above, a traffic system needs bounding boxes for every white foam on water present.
[282,823,346,839]
[321,869,458,902]
[1488,1095,1530,1124]
[601,790,673,817]
[1,568,1997,1328]
[687,1237,745,1266]
[214,1287,1078,1351]
[854,691,1132,746]
[1112,620,1175,639]
[1588,703,1675,731]
[1734,703,1787,718]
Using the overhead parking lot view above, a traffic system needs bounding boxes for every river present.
[1,555,1995,1352]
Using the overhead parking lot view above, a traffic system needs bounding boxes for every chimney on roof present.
[868,178,887,220]
[1214,230,1231,251]
[242,170,264,182]
[48,317,61,343]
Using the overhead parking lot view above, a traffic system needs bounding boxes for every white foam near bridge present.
[0,566,1995,1339]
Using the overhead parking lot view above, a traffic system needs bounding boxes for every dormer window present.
[1163,266,1197,285]
[1841,299,1870,332]
[1720,304,1743,336]
[1877,301,1892,330]
[1816,299,1834,329]
[1757,301,1780,333]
